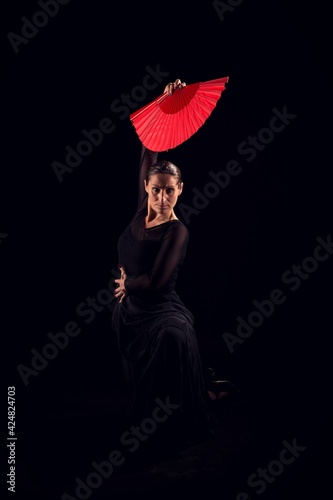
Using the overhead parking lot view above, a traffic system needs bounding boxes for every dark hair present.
[146,160,182,186]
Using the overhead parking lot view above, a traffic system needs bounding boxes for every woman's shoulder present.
[164,219,189,238]
[171,218,188,229]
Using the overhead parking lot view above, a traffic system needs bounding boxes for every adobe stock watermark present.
[17,266,121,386]
[178,106,297,224]
[223,233,333,354]
[60,396,180,499]
[213,0,245,23]
[7,0,72,55]
[0,233,9,245]
[51,64,170,183]
[235,437,307,499]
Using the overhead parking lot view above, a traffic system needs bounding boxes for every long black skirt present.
[111,291,210,444]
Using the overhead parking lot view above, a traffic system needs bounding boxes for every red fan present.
[129,76,229,152]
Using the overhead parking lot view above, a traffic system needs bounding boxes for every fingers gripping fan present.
[129,76,229,152]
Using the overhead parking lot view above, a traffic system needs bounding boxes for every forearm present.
[124,273,161,293]
[138,145,158,206]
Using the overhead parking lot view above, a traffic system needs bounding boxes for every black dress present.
[112,145,210,445]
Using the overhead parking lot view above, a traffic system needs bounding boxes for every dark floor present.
[15,381,332,500]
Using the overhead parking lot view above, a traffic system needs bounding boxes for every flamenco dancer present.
[111,79,238,457]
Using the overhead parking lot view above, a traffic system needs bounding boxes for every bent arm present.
[125,223,189,292]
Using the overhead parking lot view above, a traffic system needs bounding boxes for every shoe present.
[206,367,240,401]
[207,379,240,400]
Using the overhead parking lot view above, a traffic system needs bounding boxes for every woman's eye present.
[152,187,159,194]
[167,189,174,194]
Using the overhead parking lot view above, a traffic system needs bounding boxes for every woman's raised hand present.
[164,79,186,95]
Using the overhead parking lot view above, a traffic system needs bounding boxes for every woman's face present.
[145,174,183,214]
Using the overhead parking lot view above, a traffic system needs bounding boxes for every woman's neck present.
[145,206,177,224]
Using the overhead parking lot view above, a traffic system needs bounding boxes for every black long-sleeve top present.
[117,146,189,296]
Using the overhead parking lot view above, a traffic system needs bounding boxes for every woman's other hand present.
[114,265,128,303]
[164,79,186,95]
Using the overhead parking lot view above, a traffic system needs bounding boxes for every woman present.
[112,79,212,451]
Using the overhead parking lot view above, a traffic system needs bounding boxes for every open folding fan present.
[129,76,229,152]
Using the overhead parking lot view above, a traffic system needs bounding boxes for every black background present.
[1,0,332,498]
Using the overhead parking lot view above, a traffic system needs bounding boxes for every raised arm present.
[137,79,186,208]
[137,146,158,208]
